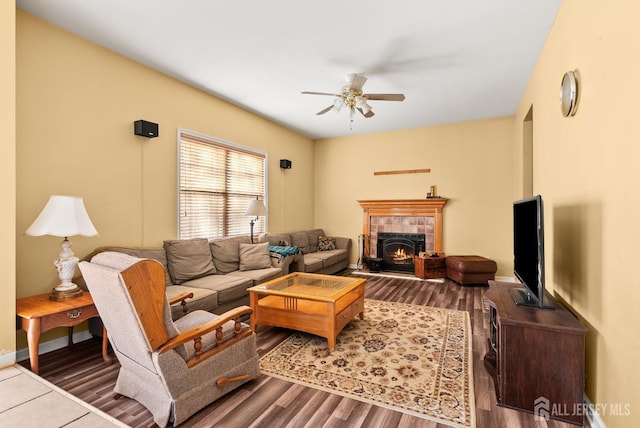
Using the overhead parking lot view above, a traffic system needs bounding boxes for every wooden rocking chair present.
[79,252,259,427]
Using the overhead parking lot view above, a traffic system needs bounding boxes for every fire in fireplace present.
[376,232,426,272]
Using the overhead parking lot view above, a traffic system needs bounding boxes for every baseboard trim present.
[584,394,607,428]
[0,351,16,368]
[15,330,93,362]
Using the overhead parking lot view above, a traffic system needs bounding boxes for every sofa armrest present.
[269,250,303,275]
[334,236,352,251]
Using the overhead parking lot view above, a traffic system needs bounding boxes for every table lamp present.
[25,195,98,301]
[245,197,266,243]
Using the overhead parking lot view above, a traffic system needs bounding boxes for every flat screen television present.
[510,195,554,309]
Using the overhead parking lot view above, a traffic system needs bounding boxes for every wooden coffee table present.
[247,272,365,351]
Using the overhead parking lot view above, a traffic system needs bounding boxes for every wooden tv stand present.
[484,281,586,425]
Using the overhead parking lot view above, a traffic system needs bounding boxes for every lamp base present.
[49,287,84,301]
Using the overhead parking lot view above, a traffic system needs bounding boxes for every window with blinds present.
[178,130,266,239]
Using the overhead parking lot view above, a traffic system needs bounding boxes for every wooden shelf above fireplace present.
[358,198,448,256]
[358,198,447,215]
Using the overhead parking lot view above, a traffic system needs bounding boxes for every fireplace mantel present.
[358,198,447,215]
[358,198,447,256]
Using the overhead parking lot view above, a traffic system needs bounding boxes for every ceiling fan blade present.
[365,93,405,101]
[301,91,340,97]
[362,94,404,101]
[317,105,334,115]
[348,74,368,91]
[357,108,375,118]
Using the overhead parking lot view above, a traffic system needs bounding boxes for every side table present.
[414,255,447,279]
[16,292,111,374]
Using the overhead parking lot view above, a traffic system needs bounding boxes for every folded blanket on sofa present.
[269,245,300,258]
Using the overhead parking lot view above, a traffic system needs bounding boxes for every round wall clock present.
[560,70,578,117]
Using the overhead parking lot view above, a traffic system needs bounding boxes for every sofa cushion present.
[318,236,336,251]
[163,238,217,284]
[302,254,324,273]
[333,248,349,262]
[181,274,252,305]
[227,267,282,285]
[290,231,310,254]
[210,236,251,274]
[306,229,325,253]
[310,250,338,268]
[165,285,218,319]
[259,232,291,247]
[239,242,271,271]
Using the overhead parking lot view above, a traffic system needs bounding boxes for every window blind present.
[178,131,266,239]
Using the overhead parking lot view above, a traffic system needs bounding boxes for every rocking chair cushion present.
[172,310,249,361]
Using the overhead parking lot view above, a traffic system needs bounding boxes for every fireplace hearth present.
[377,232,426,272]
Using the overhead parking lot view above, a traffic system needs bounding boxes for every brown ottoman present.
[446,255,497,285]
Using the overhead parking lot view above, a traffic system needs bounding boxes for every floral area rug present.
[259,299,475,428]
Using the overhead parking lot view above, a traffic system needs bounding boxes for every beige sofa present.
[82,236,288,321]
[258,228,352,275]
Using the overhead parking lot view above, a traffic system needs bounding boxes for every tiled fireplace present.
[358,199,447,271]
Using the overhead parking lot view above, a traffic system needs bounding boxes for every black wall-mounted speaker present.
[134,120,159,138]
[280,159,292,169]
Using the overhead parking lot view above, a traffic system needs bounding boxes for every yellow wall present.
[15,11,315,346]
[0,2,16,364]
[515,1,639,426]
[315,117,515,276]
[12,3,640,426]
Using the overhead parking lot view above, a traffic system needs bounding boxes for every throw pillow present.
[163,238,217,284]
[290,231,310,254]
[306,229,325,253]
[239,242,272,271]
[318,236,336,251]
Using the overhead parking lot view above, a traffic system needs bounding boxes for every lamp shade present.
[245,199,266,217]
[25,195,98,237]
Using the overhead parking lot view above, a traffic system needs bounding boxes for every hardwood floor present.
[23,272,588,428]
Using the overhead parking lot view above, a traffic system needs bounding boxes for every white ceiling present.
[17,0,562,140]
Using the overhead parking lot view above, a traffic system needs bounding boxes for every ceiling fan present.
[301,74,405,126]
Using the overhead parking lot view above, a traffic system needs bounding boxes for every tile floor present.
[0,364,127,428]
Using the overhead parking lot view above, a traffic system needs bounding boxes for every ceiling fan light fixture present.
[331,98,343,113]
[301,73,404,126]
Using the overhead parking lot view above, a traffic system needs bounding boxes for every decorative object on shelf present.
[25,195,98,301]
[245,197,266,243]
[426,185,437,198]
[560,70,579,117]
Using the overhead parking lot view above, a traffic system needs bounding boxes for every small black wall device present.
[280,159,292,169]
[134,120,159,138]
